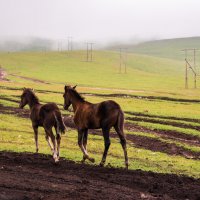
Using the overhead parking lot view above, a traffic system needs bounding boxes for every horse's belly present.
[84,119,99,129]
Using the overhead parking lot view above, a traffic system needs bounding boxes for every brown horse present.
[19,88,65,162]
[63,85,128,169]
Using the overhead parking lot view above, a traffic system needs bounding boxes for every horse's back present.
[97,100,121,114]
[39,103,60,124]
[40,103,59,113]
[96,100,122,128]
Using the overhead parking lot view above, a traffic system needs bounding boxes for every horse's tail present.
[117,109,125,133]
[54,110,66,134]
[116,108,128,169]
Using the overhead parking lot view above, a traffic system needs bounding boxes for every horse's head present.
[19,88,34,109]
[63,85,77,110]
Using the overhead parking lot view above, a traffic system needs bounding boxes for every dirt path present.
[9,73,50,84]
[0,151,200,200]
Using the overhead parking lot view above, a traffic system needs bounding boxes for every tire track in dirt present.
[2,84,200,104]
[125,111,200,124]
[127,116,200,131]
[126,123,200,146]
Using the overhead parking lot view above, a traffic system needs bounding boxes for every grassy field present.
[1,50,200,179]
[0,50,187,91]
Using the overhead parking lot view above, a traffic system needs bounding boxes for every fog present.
[0,0,200,50]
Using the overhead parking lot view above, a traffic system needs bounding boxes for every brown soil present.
[0,104,29,118]
[0,151,200,200]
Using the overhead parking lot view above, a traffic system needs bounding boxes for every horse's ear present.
[73,85,77,89]
[64,85,67,91]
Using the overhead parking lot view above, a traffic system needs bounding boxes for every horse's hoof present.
[89,157,95,163]
[125,163,129,170]
[81,159,86,163]
[54,158,59,163]
[99,162,104,167]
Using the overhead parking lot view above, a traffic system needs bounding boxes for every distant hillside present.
[0,37,54,52]
[108,37,200,61]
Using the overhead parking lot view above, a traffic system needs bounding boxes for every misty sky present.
[0,0,200,42]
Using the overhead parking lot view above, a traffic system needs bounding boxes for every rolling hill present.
[108,37,200,61]
[0,50,185,93]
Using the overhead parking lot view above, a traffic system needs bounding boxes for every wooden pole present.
[90,43,93,62]
[185,59,188,89]
[119,48,122,73]
[86,43,88,62]
[124,49,127,74]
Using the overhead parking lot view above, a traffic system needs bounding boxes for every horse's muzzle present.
[63,105,68,110]
[19,103,24,109]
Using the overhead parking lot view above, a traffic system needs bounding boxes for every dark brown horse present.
[63,85,128,169]
[19,88,65,162]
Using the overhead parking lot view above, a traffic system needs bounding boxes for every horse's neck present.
[70,97,84,112]
[28,96,40,109]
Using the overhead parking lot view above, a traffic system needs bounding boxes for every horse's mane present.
[24,88,40,104]
[69,88,85,102]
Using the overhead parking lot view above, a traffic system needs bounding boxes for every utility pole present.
[85,42,94,62]
[119,48,127,73]
[182,48,198,89]
[124,49,127,74]
[90,43,93,62]
[119,48,122,73]
[68,37,72,51]
[86,43,89,61]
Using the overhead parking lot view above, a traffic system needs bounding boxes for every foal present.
[19,88,65,162]
[63,85,128,169]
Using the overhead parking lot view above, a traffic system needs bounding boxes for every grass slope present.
[0,50,190,93]
[109,37,200,61]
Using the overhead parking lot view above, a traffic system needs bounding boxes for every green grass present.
[0,50,188,93]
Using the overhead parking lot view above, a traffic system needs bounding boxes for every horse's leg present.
[100,127,111,167]
[114,125,128,169]
[54,125,61,159]
[45,130,54,153]
[81,129,88,163]
[56,134,61,159]
[78,129,95,163]
[33,126,39,153]
[45,128,58,162]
